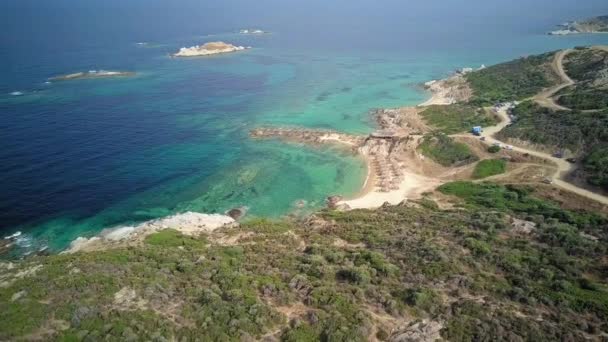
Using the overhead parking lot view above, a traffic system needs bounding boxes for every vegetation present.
[558,48,608,111]
[472,159,507,179]
[418,133,478,166]
[1,181,607,341]
[466,52,561,105]
[558,88,608,111]
[497,101,608,190]
[487,145,501,153]
[584,147,608,189]
[419,104,497,134]
[562,47,608,84]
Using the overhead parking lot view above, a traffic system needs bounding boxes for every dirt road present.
[477,106,608,205]
[532,49,574,111]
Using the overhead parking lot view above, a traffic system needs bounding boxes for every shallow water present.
[1,0,607,253]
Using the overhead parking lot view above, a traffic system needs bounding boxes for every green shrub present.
[144,229,205,248]
[487,145,501,153]
[419,133,479,166]
[464,238,492,256]
[473,159,507,179]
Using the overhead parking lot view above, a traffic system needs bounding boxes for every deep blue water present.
[1,0,608,253]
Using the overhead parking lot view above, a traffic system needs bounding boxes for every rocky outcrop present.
[419,73,473,106]
[250,127,364,147]
[67,212,236,253]
[250,122,420,194]
[173,42,249,57]
[389,320,443,342]
[226,207,248,220]
[549,16,608,35]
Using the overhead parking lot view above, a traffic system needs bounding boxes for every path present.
[532,49,574,111]
[474,106,608,205]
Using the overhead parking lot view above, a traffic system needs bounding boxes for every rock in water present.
[326,195,343,209]
[173,41,249,57]
[226,207,248,220]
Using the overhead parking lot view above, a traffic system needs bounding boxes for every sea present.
[1,0,608,255]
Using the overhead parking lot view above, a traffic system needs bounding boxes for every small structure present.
[472,126,483,136]
[370,130,398,139]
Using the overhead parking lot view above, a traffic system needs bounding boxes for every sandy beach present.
[340,166,440,209]
[335,80,466,209]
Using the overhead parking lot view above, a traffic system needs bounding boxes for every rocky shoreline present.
[66,212,236,253]
[250,105,437,209]
[548,16,608,35]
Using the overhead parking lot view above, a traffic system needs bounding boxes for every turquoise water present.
[1,0,608,254]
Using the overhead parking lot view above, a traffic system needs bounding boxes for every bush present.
[487,145,501,153]
[144,229,205,248]
[419,133,479,166]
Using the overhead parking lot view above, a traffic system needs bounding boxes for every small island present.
[239,29,268,35]
[549,15,608,35]
[173,41,250,57]
[50,70,135,81]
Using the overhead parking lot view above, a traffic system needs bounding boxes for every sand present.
[340,170,440,209]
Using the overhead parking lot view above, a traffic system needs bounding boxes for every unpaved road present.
[477,106,608,205]
[533,49,574,111]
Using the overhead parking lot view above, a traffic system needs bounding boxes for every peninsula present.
[50,70,135,81]
[173,41,250,57]
[549,15,608,35]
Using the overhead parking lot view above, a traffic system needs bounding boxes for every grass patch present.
[420,104,497,134]
[473,159,507,179]
[144,229,206,248]
[419,133,478,166]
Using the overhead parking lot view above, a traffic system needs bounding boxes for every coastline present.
[337,79,464,209]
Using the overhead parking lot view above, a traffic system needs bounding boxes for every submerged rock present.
[50,70,135,81]
[326,195,346,210]
[226,207,248,220]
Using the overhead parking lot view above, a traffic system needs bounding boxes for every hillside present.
[417,47,608,191]
[1,182,607,341]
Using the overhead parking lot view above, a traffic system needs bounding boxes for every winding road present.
[455,47,608,205]
[533,49,574,111]
[476,107,608,205]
